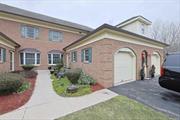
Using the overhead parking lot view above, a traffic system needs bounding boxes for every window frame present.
[49,30,63,42]
[20,52,40,66]
[21,25,39,39]
[48,53,61,65]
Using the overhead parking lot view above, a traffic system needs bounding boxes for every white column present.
[23,52,26,65]
[35,53,37,65]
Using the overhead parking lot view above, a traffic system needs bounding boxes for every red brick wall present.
[67,38,164,88]
[0,19,84,70]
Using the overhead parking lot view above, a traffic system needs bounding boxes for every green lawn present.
[51,75,92,97]
[56,96,173,120]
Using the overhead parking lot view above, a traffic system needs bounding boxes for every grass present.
[51,75,92,97]
[56,95,173,120]
[17,81,30,93]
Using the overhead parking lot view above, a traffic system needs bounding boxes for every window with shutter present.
[3,48,6,62]
[81,48,92,64]
[71,51,77,62]
[0,48,3,62]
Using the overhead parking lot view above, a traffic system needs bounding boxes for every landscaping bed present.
[51,66,104,97]
[56,95,173,120]
[0,70,37,115]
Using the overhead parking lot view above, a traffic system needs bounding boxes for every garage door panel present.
[114,50,136,85]
[151,53,160,75]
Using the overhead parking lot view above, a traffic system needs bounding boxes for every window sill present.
[83,61,91,64]
[20,64,40,66]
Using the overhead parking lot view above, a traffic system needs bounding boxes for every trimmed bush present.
[78,71,96,85]
[21,71,38,78]
[64,68,81,84]
[0,73,24,95]
[22,65,34,71]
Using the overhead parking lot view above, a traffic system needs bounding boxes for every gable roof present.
[0,32,20,47]
[0,3,93,32]
[64,24,168,50]
[116,15,152,28]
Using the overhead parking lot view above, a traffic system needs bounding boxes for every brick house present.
[0,3,168,87]
[0,3,92,71]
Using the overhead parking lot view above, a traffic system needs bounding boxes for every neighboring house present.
[0,3,168,88]
[0,3,92,71]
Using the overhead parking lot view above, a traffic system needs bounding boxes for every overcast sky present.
[0,0,179,28]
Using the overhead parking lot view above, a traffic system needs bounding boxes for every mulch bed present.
[91,83,104,92]
[0,77,36,115]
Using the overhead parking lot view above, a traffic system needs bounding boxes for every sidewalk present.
[0,70,118,120]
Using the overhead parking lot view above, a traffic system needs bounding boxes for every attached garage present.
[114,48,136,85]
[151,52,161,75]
[64,24,168,88]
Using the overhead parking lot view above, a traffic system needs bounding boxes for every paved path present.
[109,77,180,120]
[0,70,117,120]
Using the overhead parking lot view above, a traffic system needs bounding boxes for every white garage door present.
[151,52,160,75]
[114,48,136,85]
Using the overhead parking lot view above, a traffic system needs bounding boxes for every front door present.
[10,51,14,71]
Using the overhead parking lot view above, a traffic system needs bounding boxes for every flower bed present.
[0,72,37,115]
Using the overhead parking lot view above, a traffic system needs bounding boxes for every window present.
[21,25,39,39]
[71,51,77,62]
[49,30,63,42]
[0,48,6,63]
[141,24,145,34]
[20,52,40,65]
[48,53,61,64]
[81,48,92,63]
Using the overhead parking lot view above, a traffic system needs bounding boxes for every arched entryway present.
[114,48,136,85]
[151,52,161,75]
[141,50,148,78]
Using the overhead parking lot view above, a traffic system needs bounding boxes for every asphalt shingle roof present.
[0,3,93,32]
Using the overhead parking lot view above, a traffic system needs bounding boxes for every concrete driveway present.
[0,70,117,120]
[109,77,180,119]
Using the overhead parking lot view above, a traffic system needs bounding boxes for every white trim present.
[0,38,15,49]
[116,16,151,28]
[67,29,165,51]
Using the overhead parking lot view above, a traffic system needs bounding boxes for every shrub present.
[54,59,64,71]
[21,71,38,78]
[22,65,34,71]
[17,81,30,93]
[78,71,96,85]
[64,68,81,84]
[0,73,24,95]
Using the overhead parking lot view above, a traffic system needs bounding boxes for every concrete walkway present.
[0,70,118,120]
